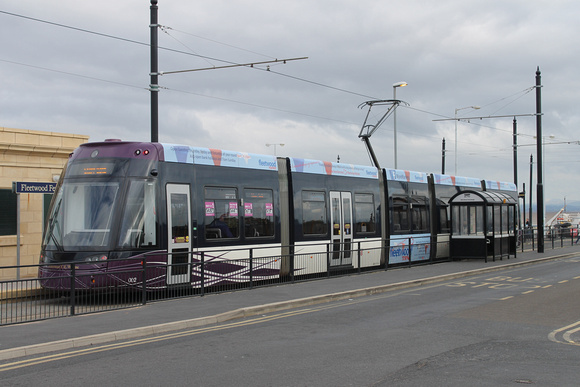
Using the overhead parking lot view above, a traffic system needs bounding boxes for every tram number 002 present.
[127,277,137,284]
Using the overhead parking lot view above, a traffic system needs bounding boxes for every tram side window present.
[170,193,189,239]
[391,197,409,234]
[302,191,328,235]
[355,193,376,234]
[410,198,429,233]
[439,206,450,233]
[118,181,157,248]
[204,187,239,239]
[243,189,275,238]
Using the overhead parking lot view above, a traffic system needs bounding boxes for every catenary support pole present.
[535,67,544,253]
[150,1,159,142]
[442,138,446,174]
[529,154,534,249]
[513,117,518,188]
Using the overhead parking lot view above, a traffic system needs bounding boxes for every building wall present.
[0,127,89,279]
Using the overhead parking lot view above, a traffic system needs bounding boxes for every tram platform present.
[1,245,580,361]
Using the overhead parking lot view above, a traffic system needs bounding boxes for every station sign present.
[11,181,57,280]
[12,181,57,194]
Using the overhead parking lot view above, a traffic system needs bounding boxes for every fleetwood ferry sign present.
[12,181,56,194]
[11,181,57,280]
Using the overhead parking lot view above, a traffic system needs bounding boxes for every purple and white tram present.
[39,140,517,291]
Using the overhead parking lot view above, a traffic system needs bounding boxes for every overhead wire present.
[2,10,378,104]
[3,8,569,157]
[162,84,360,125]
[160,25,276,60]
[0,58,147,90]
[0,10,270,70]
[0,55,360,126]
[2,9,526,128]
[159,23,378,99]
[159,25,216,68]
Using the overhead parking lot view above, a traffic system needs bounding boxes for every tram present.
[38,140,517,290]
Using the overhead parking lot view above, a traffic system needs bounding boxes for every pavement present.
[1,245,580,361]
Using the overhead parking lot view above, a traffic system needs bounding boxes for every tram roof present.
[161,143,278,171]
[386,169,428,184]
[289,158,379,179]
[432,173,482,188]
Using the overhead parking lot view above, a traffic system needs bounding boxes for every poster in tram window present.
[229,202,238,216]
[265,203,273,217]
[244,203,253,217]
[205,202,215,217]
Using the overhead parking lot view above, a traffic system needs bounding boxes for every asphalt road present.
[2,255,580,386]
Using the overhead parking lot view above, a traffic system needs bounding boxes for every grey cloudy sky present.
[1,1,579,205]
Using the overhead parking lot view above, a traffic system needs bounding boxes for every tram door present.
[166,184,192,285]
[330,191,353,267]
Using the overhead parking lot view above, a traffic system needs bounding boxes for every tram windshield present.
[44,181,121,250]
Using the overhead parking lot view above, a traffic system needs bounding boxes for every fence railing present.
[1,232,577,326]
[519,226,579,251]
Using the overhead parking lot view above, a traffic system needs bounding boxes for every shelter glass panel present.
[494,206,501,234]
[502,206,509,234]
[508,206,515,235]
[453,205,484,236]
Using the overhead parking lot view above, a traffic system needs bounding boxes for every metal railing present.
[519,226,579,251]
[1,233,577,326]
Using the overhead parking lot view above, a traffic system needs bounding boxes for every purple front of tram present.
[38,252,169,291]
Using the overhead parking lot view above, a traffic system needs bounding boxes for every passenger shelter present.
[449,190,517,262]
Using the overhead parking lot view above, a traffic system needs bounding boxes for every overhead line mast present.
[149,1,307,143]
[150,0,159,142]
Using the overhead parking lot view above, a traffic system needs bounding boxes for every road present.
[2,256,580,386]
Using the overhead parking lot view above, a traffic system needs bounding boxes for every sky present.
[1,1,579,207]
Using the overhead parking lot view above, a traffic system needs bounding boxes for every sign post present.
[11,182,57,280]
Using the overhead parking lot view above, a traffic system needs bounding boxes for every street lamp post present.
[265,143,284,157]
[454,105,480,175]
[392,81,407,169]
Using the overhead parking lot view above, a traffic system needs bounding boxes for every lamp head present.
[393,81,408,88]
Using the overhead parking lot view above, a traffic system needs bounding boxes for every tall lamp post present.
[265,143,284,157]
[454,105,480,175]
[392,81,407,169]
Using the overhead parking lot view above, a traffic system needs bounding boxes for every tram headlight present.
[84,255,108,262]
[40,251,53,263]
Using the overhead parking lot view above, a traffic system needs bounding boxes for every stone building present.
[0,127,89,279]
